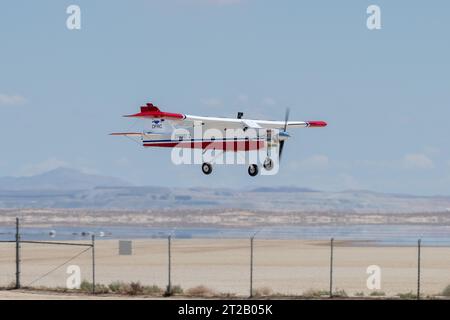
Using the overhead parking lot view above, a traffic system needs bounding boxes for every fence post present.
[329,238,334,298]
[91,234,96,294]
[166,235,172,296]
[250,236,254,298]
[15,217,21,289]
[417,239,421,300]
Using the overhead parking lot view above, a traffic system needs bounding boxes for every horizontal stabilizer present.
[109,132,142,136]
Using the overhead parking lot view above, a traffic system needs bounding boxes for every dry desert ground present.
[1,239,450,298]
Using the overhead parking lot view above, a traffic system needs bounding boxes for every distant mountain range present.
[0,168,130,191]
[0,168,449,213]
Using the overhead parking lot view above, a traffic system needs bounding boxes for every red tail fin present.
[124,102,185,119]
[140,103,160,113]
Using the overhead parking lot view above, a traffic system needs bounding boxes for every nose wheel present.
[263,157,274,171]
[248,164,259,177]
[202,162,213,175]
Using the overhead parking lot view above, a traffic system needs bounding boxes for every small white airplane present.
[112,103,327,176]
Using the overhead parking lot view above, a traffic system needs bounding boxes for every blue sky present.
[1,0,449,195]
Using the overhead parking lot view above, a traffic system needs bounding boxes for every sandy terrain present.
[0,290,138,300]
[1,239,450,299]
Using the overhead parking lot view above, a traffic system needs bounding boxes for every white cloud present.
[290,154,330,170]
[0,94,27,106]
[201,98,223,108]
[423,146,440,156]
[303,155,330,168]
[354,159,394,169]
[262,97,276,106]
[403,153,434,169]
[236,94,249,104]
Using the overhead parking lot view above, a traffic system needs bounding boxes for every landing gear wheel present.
[263,157,274,171]
[248,164,259,177]
[202,162,213,175]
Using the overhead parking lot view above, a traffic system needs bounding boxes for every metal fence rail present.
[0,218,96,293]
[0,218,447,299]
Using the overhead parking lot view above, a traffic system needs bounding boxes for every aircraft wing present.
[121,102,327,130]
[251,120,327,129]
[241,119,262,129]
[184,116,326,130]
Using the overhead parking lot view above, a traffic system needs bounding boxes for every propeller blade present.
[279,108,290,160]
[279,140,285,159]
[283,108,290,132]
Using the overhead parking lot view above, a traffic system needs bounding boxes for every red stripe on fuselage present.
[143,140,265,151]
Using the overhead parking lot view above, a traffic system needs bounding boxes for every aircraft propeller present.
[278,108,290,160]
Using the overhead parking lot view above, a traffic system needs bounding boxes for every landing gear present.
[263,157,274,171]
[202,162,213,175]
[248,164,259,177]
[201,162,261,176]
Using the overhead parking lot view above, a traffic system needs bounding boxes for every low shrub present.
[142,284,163,295]
[128,282,144,295]
[80,280,109,294]
[252,287,273,297]
[332,289,348,298]
[441,285,450,297]
[303,289,330,298]
[186,285,216,297]
[164,284,183,296]
[397,291,417,299]
[369,291,385,297]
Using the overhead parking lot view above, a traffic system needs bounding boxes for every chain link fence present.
[0,242,15,288]
[1,219,450,298]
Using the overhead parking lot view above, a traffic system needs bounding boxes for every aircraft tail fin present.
[124,102,185,119]
[140,103,160,113]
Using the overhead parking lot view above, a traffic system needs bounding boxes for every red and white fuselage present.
[112,103,326,152]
